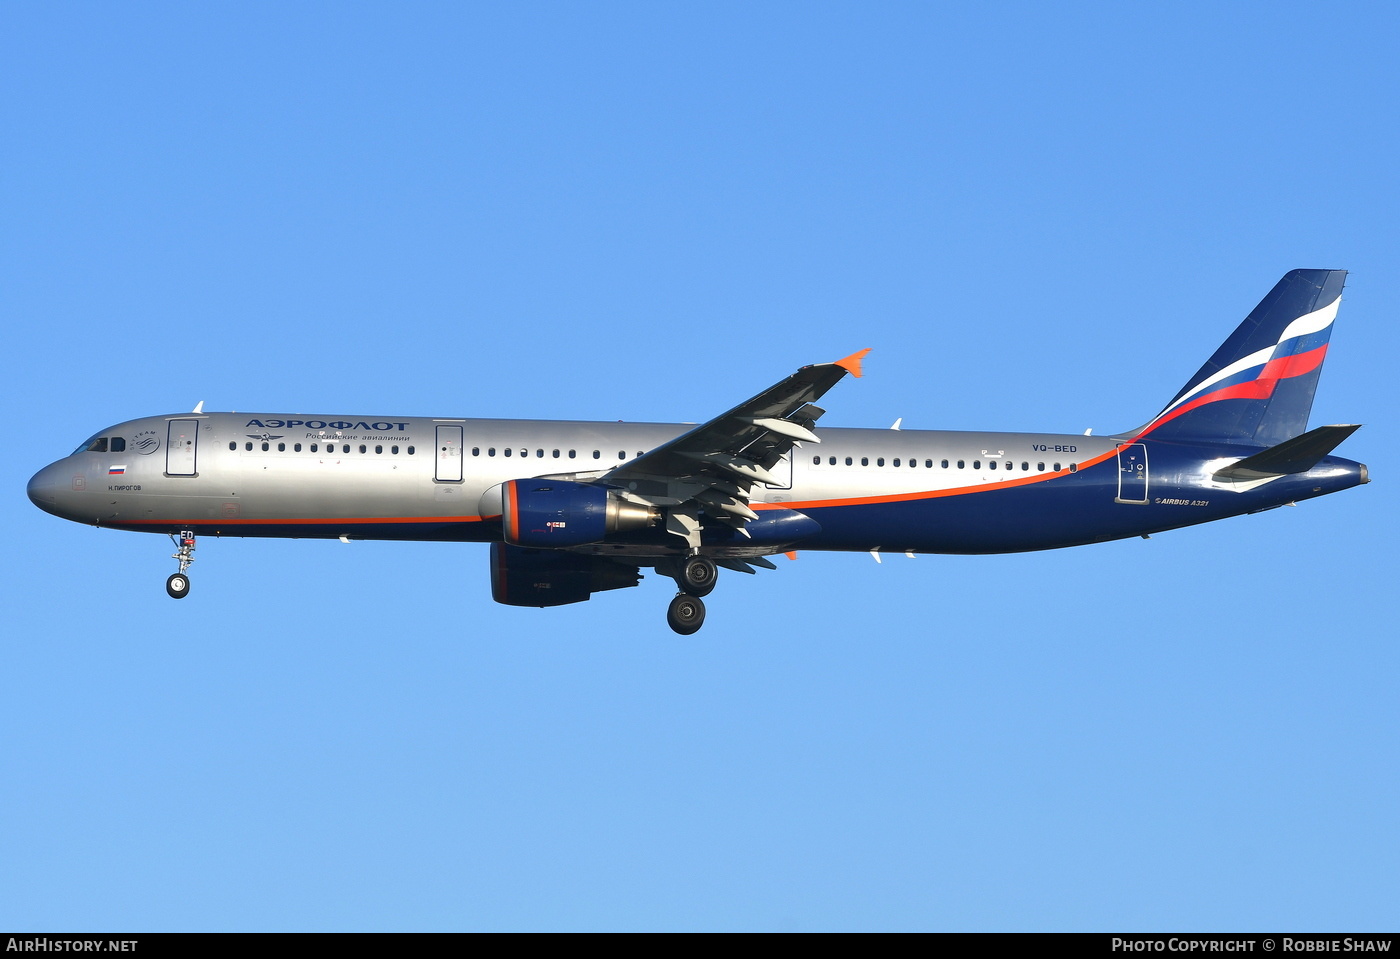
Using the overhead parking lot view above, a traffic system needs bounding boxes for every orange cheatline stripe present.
[753,446,1122,512]
[123,515,487,526]
[117,449,1127,527]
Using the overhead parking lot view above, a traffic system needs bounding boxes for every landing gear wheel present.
[667,593,705,635]
[166,573,191,599]
[678,555,718,597]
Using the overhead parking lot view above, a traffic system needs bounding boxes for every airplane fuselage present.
[28,411,1366,556]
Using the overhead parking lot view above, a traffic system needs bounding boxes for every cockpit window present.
[110,437,126,453]
[78,436,109,453]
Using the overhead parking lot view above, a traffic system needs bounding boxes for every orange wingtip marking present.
[784,551,798,560]
[834,348,872,378]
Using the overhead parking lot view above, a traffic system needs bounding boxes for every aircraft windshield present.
[75,435,108,454]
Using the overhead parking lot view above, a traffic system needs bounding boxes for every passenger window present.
[568,450,576,459]
[941,459,949,468]
[262,442,269,451]
[278,442,286,452]
[1022,461,1029,470]
[295,443,302,452]
[488,448,496,456]
[391,446,399,454]
[407,446,415,455]
[472,447,480,456]
[1037,462,1045,471]
[829,456,836,465]
[593,450,600,459]
[893,458,900,467]
[228,442,236,451]
[245,442,253,451]
[877,457,885,467]
[375,445,383,454]
[845,456,853,466]
[552,449,560,458]
[520,449,527,458]
[813,456,821,465]
[537,450,544,458]
[973,460,981,469]
[504,448,512,457]
[311,443,319,453]
[957,460,965,469]
[989,460,997,470]
[343,444,350,453]
[860,457,869,466]
[111,437,126,452]
[86,438,108,453]
[1054,462,1061,471]
[636,451,643,458]
[618,451,625,460]
[1069,463,1077,472]
[359,444,367,454]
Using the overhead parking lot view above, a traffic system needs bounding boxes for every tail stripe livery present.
[1133,269,1346,446]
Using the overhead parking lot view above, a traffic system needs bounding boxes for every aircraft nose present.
[27,462,63,513]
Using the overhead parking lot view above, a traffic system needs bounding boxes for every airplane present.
[27,269,1367,634]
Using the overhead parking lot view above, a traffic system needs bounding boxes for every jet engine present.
[490,543,641,607]
[500,479,658,548]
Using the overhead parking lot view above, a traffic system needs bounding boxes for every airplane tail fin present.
[1131,269,1346,446]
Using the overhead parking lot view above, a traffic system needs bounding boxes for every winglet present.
[834,348,872,378]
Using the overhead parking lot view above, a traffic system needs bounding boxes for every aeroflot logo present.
[245,418,411,431]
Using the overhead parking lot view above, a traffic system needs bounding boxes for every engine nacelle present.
[500,479,657,548]
[490,543,641,607]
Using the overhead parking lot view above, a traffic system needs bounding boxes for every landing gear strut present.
[667,593,705,635]
[166,530,195,599]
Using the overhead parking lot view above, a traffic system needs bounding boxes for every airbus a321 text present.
[29,270,1367,634]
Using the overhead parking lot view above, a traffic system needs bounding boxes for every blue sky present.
[2,2,1396,931]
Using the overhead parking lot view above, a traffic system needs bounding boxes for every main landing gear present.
[166,530,195,599]
[667,554,718,635]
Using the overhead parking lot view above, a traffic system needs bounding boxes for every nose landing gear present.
[166,530,196,599]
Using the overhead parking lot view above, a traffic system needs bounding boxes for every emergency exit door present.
[435,425,463,482]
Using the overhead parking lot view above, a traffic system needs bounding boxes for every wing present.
[600,348,870,548]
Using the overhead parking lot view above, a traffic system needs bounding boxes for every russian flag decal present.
[109,466,126,475]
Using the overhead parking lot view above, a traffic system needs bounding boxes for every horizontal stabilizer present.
[1213,424,1361,482]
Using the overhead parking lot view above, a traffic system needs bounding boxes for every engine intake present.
[501,479,658,548]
